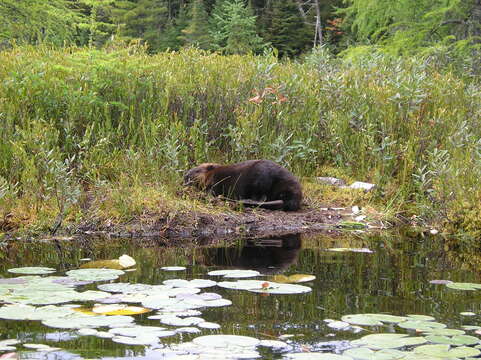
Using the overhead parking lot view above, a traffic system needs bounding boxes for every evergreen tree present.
[261,0,311,57]
[121,0,169,51]
[210,0,265,54]
[180,0,212,49]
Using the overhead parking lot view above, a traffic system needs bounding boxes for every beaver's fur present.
[183,160,302,211]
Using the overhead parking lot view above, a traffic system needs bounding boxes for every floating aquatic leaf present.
[250,283,312,294]
[429,280,453,285]
[424,335,479,346]
[109,326,174,338]
[398,321,447,331]
[259,340,290,349]
[0,304,75,321]
[207,270,261,278]
[407,315,436,321]
[112,334,159,345]
[78,328,98,336]
[351,333,427,349]
[80,255,135,270]
[344,347,406,360]
[460,312,476,316]
[462,326,481,331]
[193,335,260,348]
[341,315,383,326]
[161,266,186,271]
[66,269,124,282]
[42,314,134,329]
[92,304,150,316]
[423,329,465,336]
[97,283,154,293]
[446,283,481,291]
[414,344,480,358]
[176,327,201,334]
[198,322,221,329]
[270,274,316,284]
[285,353,353,360]
[362,314,408,324]
[217,280,278,291]
[7,267,56,275]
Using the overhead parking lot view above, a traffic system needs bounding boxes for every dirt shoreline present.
[74,205,380,242]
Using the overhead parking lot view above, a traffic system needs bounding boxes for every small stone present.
[352,206,360,214]
[350,181,376,191]
[430,229,439,235]
[316,177,346,186]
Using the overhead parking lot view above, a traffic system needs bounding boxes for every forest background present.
[0,0,480,246]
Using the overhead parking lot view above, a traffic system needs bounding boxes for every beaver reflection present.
[202,233,301,275]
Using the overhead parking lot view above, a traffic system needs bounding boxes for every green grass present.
[0,45,479,244]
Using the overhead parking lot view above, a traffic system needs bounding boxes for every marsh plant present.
[0,45,480,243]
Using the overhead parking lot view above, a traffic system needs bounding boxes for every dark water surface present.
[0,230,480,359]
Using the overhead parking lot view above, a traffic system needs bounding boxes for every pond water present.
[0,230,480,360]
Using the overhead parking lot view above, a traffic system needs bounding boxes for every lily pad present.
[92,304,151,315]
[423,329,466,336]
[271,274,316,284]
[446,283,481,291]
[407,315,436,321]
[207,270,261,278]
[66,269,125,282]
[344,347,407,360]
[250,283,312,294]
[7,267,56,275]
[161,266,186,271]
[285,353,354,360]
[341,315,383,326]
[352,333,427,349]
[424,335,479,346]
[192,335,260,348]
[414,344,480,358]
[198,322,221,329]
[42,314,135,329]
[97,283,155,293]
[398,321,447,331]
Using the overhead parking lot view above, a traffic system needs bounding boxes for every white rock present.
[350,181,376,191]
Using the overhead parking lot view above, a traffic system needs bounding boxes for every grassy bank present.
[0,46,479,243]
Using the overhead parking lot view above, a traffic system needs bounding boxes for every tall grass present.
[0,45,479,242]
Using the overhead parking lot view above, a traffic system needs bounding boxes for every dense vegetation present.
[0,0,480,243]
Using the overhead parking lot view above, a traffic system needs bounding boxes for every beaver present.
[183,160,302,211]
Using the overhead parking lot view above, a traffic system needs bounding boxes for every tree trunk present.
[468,0,481,40]
[313,0,322,46]
[295,0,307,22]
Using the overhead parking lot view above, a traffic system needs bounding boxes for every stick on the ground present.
[219,196,284,209]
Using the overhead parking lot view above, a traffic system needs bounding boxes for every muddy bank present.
[75,205,384,242]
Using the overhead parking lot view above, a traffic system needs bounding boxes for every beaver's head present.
[183,163,221,188]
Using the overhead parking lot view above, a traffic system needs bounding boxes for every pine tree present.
[121,0,169,51]
[180,0,212,49]
[210,0,265,54]
[261,0,311,57]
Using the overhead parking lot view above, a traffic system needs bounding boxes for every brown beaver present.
[183,160,302,211]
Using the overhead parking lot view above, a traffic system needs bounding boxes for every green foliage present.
[0,0,85,46]
[260,0,311,57]
[210,0,266,54]
[180,0,212,49]
[0,46,480,242]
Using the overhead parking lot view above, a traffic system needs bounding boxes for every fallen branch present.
[218,196,284,210]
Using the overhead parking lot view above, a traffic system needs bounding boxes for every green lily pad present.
[407,315,436,321]
[250,283,311,294]
[42,314,135,329]
[341,314,383,326]
[352,333,427,349]
[423,329,466,336]
[398,321,447,331]
[7,267,56,275]
[207,270,261,278]
[344,347,407,360]
[460,312,476,316]
[446,283,481,291]
[363,314,408,323]
[66,269,125,282]
[425,335,479,346]
[192,335,260,348]
[285,354,354,360]
[462,326,481,331]
[414,344,480,358]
